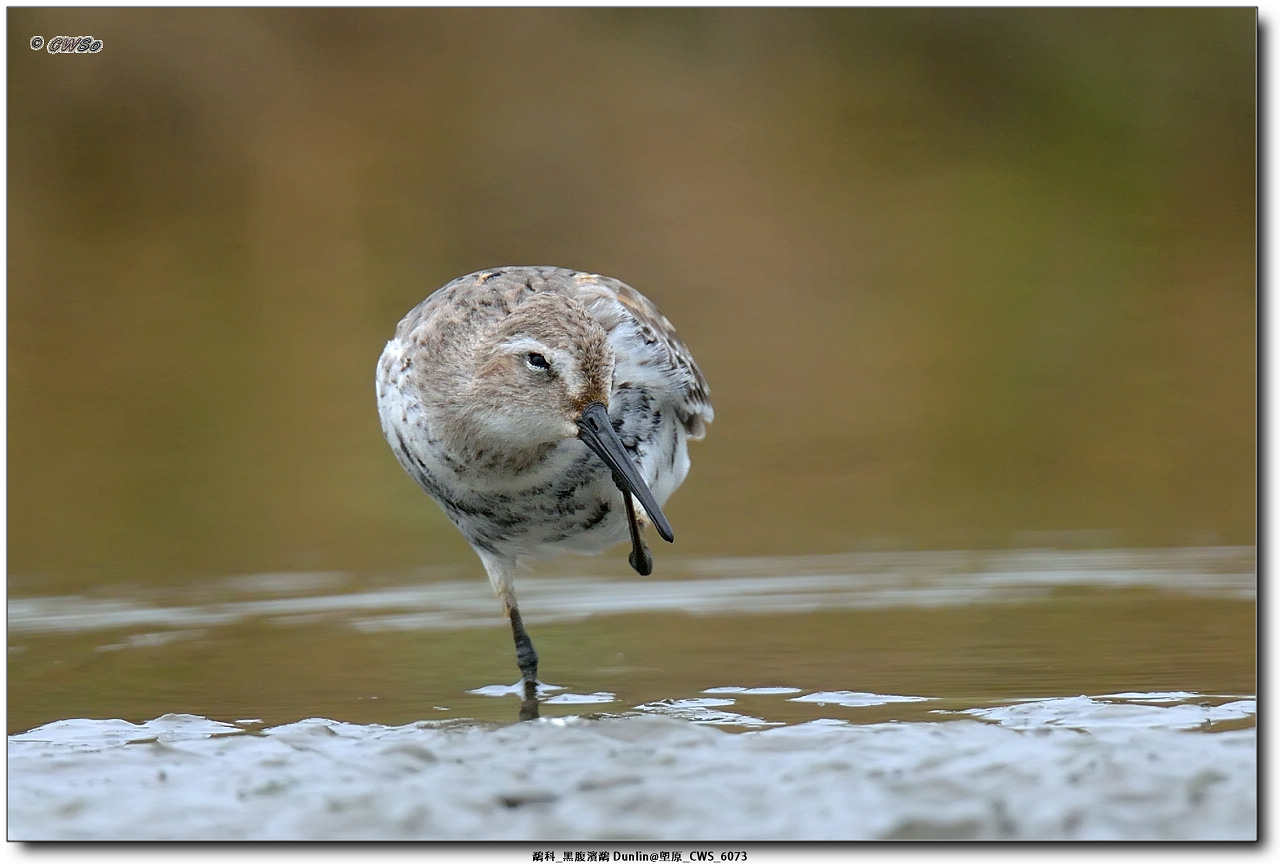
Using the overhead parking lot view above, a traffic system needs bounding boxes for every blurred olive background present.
[7,7,1255,594]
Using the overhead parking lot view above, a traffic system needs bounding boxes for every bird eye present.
[525,352,551,370]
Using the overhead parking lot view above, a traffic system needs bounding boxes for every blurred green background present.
[7,7,1256,593]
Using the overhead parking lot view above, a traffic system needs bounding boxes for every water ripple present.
[7,546,1255,636]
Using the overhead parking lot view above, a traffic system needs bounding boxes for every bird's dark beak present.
[576,401,674,545]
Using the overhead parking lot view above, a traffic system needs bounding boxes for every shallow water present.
[6,547,1257,840]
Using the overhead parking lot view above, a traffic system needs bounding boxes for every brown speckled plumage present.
[376,266,712,712]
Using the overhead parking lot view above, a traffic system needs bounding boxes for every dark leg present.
[509,604,539,682]
[621,489,653,576]
[483,556,542,720]
[509,605,540,720]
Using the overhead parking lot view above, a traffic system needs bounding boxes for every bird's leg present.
[479,554,540,719]
[482,554,541,696]
[506,601,539,687]
[507,601,541,720]
[620,487,653,576]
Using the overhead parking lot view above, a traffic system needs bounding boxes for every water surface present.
[7,547,1256,840]
[8,547,1255,732]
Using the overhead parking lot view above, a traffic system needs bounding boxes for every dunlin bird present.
[376,266,712,701]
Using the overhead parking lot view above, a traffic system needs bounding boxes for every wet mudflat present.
[6,547,1256,841]
[8,701,1255,841]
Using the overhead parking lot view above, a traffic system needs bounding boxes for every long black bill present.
[576,401,675,569]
